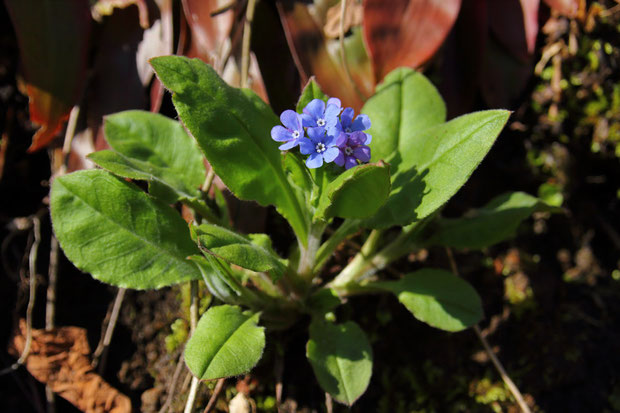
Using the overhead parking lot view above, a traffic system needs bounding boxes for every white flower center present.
[345,127,352,133]
[317,118,326,127]
[315,142,326,153]
[344,147,354,155]
[292,130,300,138]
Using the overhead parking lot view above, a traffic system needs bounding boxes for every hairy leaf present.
[50,170,201,289]
[363,67,446,162]
[185,305,265,380]
[367,110,510,228]
[427,192,560,249]
[375,269,483,332]
[151,56,309,244]
[307,320,373,406]
[296,77,329,113]
[315,162,391,222]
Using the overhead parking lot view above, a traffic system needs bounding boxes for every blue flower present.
[271,110,305,150]
[334,131,371,169]
[301,98,342,131]
[299,127,340,169]
[336,107,371,137]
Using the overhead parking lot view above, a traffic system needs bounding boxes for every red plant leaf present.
[543,0,579,17]
[362,0,461,82]
[92,0,150,29]
[182,0,234,65]
[277,1,371,111]
[488,0,539,62]
[5,0,91,152]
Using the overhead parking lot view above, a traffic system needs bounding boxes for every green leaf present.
[362,67,446,163]
[88,110,205,203]
[191,223,286,277]
[366,110,511,229]
[150,56,309,244]
[306,320,373,406]
[296,77,328,113]
[314,162,391,222]
[50,170,201,289]
[185,305,265,380]
[427,192,561,249]
[375,269,483,332]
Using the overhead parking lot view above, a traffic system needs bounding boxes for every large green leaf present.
[185,305,265,380]
[375,269,483,332]
[427,192,561,249]
[362,67,446,163]
[150,56,309,244]
[366,110,511,229]
[314,162,391,222]
[191,223,286,277]
[50,170,201,289]
[88,110,205,203]
[306,320,373,406]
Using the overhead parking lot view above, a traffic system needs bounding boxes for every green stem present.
[328,229,383,288]
[298,222,327,281]
[313,219,360,273]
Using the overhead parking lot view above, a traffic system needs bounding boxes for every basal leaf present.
[367,110,510,229]
[88,110,205,203]
[375,269,483,332]
[50,170,201,289]
[314,162,391,222]
[296,77,328,113]
[363,67,446,163]
[150,56,309,244]
[191,223,286,277]
[427,192,561,249]
[306,320,373,406]
[185,305,265,380]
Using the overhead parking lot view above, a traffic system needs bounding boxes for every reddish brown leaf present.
[92,0,150,29]
[277,1,371,111]
[5,0,91,152]
[362,0,461,82]
[543,0,579,17]
[488,0,538,62]
[182,0,234,65]
[10,320,132,413]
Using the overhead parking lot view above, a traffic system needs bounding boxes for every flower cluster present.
[271,98,371,169]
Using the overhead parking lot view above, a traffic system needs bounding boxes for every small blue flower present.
[299,127,340,169]
[271,110,305,150]
[334,131,371,169]
[301,98,342,131]
[336,107,371,137]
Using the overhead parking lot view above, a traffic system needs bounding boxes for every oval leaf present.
[427,191,561,249]
[185,305,265,380]
[306,320,373,406]
[88,110,206,203]
[363,67,446,163]
[315,162,391,221]
[50,170,201,289]
[150,56,309,244]
[375,269,483,331]
[367,110,510,229]
[296,77,328,113]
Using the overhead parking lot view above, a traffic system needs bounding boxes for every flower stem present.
[298,222,327,281]
[240,0,258,88]
[313,219,360,273]
[328,228,383,288]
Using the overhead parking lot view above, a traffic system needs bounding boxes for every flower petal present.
[327,97,341,108]
[334,150,345,166]
[324,132,338,147]
[306,152,324,169]
[303,99,325,121]
[364,133,372,145]
[344,156,358,170]
[281,110,301,131]
[271,125,292,142]
[335,132,348,147]
[299,137,315,155]
[340,108,354,129]
[279,139,300,151]
[323,147,340,163]
[353,146,371,162]
[351,113,371,131]
[307,127,325,143]
[349,131,367,146]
